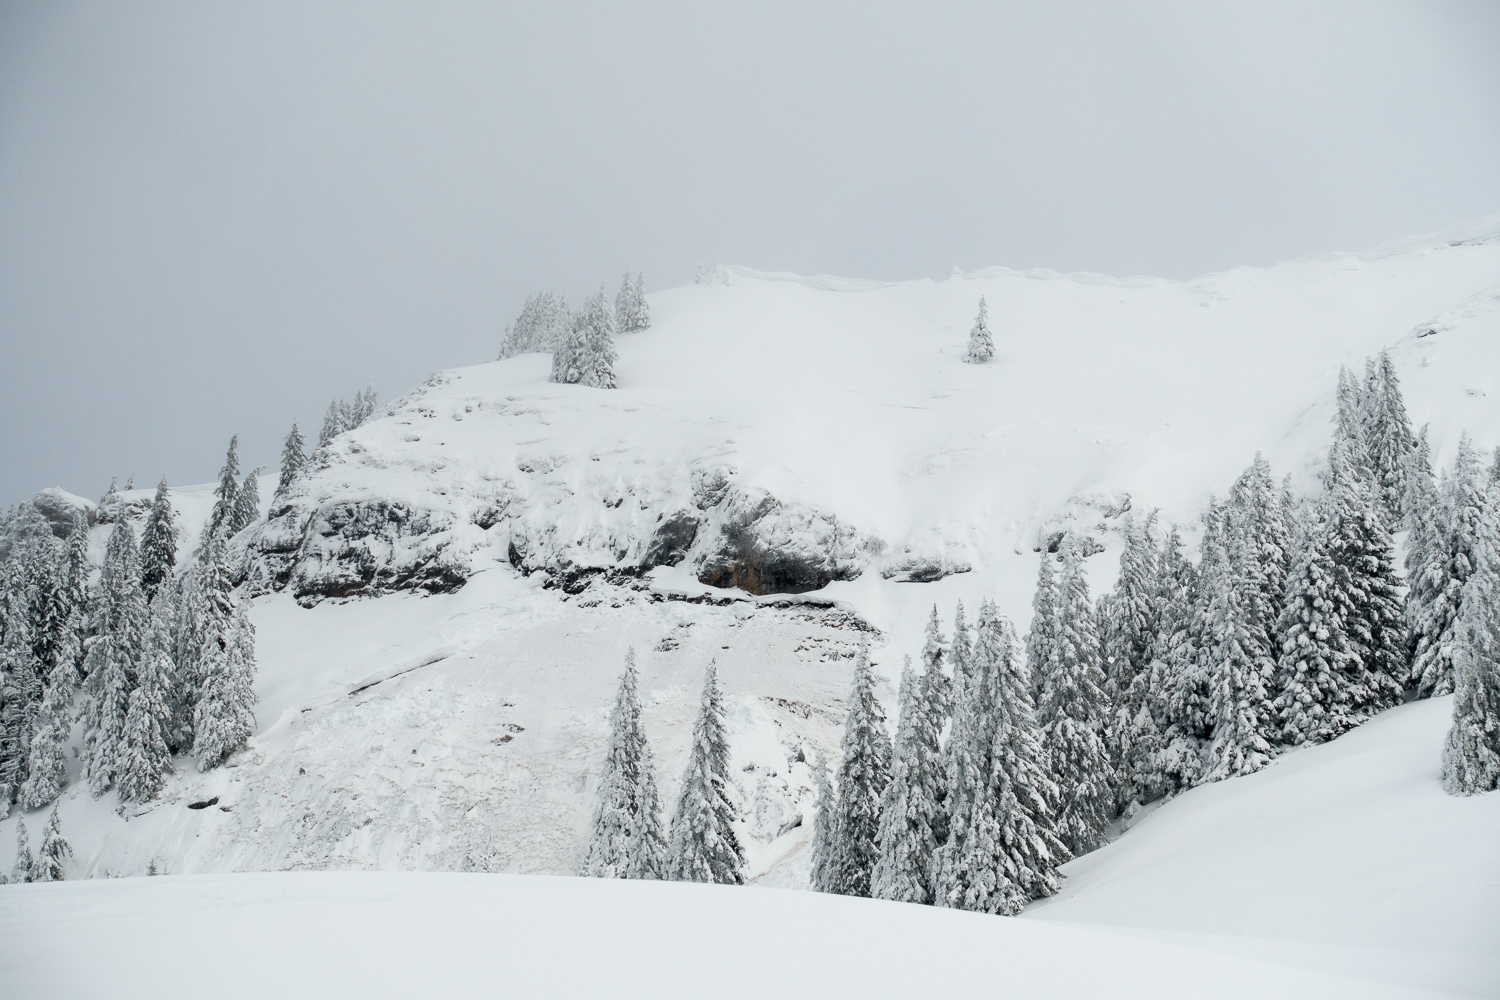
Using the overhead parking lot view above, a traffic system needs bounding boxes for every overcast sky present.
[2,1,1498,505]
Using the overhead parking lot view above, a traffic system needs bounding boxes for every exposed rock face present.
[30,488,96,537]
[241,499,474,605]
[692,487,871,596]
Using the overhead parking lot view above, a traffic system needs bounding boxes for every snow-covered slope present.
[0,870,1476,1000]
[3,219,1500,993]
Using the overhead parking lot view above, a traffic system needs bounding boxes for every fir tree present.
[0,599,43,801]
[117,593,176,803]
[872,655,943,904]
[942,609,1066,913]
[1410,435,1488,698]
[62,510,90,616]
[549,306,589,385]
[275,421,307,500]
[19,610,80,809]
[81,520,148,794]
[1203,513,1276,781]
[1440,507,1500,795]
[500,291,570,358]
[1334,366,1372,482]
[138,478,177,600]
[582,649,667,880]
[205,436,240,542]
[350,386,378,428]
[1037,537,1113,854]
[168,574,205,754]
[1026,551,1059,707]
[1275,491,1360,745]
[192,595,257,771]
[566,287,619,390]
[615,270,652,335]
[33,804,71,881]
[938,601,976,855]
[963,297,994,364]
[318,399,346,449]
[809,753,837,892]
[230,468,262,536]
[1363,350,1414,522]
[826,645,891,897]
[11,818,33,883]
[665,661,744,884]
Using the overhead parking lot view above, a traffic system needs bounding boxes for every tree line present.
[579,349,1500,910]
[498,270,652,390]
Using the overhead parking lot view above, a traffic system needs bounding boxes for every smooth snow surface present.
[1029,697,1500,996]
[0,872,1472,1000]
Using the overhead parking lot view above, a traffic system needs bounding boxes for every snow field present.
[0,870,1470,1000]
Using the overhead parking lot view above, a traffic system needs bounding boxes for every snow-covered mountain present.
[4,218,1500,993]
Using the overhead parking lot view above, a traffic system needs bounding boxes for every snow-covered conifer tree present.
[962,297,994,364]
[582,649,667,880]
[826,645,891,897]
[230,468,262,536]
[1026,551,1059,707]
[0,599,43,801]
[62,510,89,615]
[1037,537,1113,854]
[32,804,71,881]
[1410,435,1488,698]
[81,520,148,794]
[946,610,1066,913]
[1440,502,1500,795]
[19,611,79,809]
[204,436,240,542]
[665,661,744,884]
[873,655,943,904]
[138,478,177,600]
[318,399,346,449]
[350,387,378,428]
[500,291,570,358]
[1275,490,1360,746]
[1202,514,1276,781]
[168,574,204,754]
[574,287,620,389]
[11,818,33,883]
[275,421,307,500]
[809,753,837,892]
[1334,366,1372,482]
[192,595,256,771]
[615,271,651,335]
[1363,351,1414,522]
[117,593,176,802]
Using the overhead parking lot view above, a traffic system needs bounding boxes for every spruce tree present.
[1334,366,1372,482]
[1140,524,1202,796]
[615,270,651,335]
[1037,537,1113,854]
[582,649,667,880]
[1026,551,1059,707]
[500,291,570,358]
[665,661,744,884]
[138,478,177,600]
[205,436,240,542]
[873,656,943,904]
[941,609,1066,913]
[0,599,43,801]
[230,468,262,536]
[275,421,307,499]
[19,609,79,809]
[1363,350,1414,522]
[1203,513,1276,781]
[33,804,71,881]
[1410,436,1488,698]
[1275,489,1360,745]
[81,520,148,794]
[11,818,33,883]
[963,297,994,364]
[826,645,891,897]
[117,593,176,802]
[549,308,589,385]
[1440,507,1500,795]
[350,386,378,428]
[318,399,346,448]
[938,601,976,852]
[809,752,837,892]
[192,595,257,771]
[169,574,205,754]
[577,287,620,389]
[62,510,90,616]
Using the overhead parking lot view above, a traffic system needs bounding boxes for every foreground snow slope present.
[1028,697,1500,997]
[0,871,1471,1000]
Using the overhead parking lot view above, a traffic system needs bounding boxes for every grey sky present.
[2,1,1497,506]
